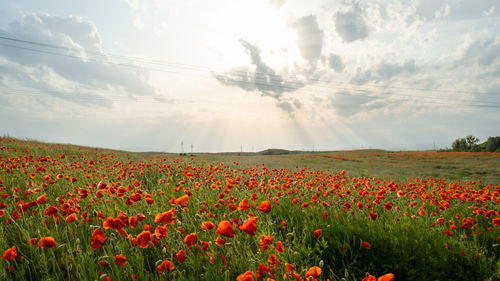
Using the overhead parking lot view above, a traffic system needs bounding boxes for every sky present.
[0,0,499,152]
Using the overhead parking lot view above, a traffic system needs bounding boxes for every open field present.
[180,150,500,185]
[1,137,499,281]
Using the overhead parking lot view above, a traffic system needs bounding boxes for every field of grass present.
[1,137,499,281]
[182,150,500,185]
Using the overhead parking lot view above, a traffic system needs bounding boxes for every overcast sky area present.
[0,0,499,152]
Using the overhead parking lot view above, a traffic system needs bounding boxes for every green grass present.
[0,137,499,281]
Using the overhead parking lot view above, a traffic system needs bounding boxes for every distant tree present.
[452,138,468,151]
[465,135,479,148]
[485,136,500,152]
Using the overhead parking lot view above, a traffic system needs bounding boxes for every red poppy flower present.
[492,217,500,227]
[285,262,294,272]
[237,271,254,281]
[239,217,258,236]
[362,275,376,281]
[90,228,107,250]
[98,260,109,267]
[39,236,57,248]
[361,241,371,249]
[114,254,127,266]
[238,198,250,211]
[305,266,321,279]
[215,236,226,246]
[2,246,17,261]
[378,273,394,281]
[314,229,322,238]
[155,226,168,240]
[276,241,285,253]
[65,213,77,223]
[184,233,198,248]
[259,235,274,252]
[157,259,175,274]
[369,212,378,221]
[256,201,271,213]
[175,195,189,207]
[137,231,151,248]
[216,220,235,238]
[28,238,39,246]
[176,249,187,263]
[201,221,215,231]
[36,194,47,204]
[154,209,176,225]
[103,217,124,230]
[384,201,392,211]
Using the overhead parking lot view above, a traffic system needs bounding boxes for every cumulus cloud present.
[0,14,163,105]
[329,91,385,117]
[328,54,345,73]
[376,59,418,79]
[292,15,323,62]
[351,59,419,84]
[457,38,500,67]
[334,4,369,42]
[215,39,304,115]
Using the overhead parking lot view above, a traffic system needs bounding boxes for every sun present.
[199,0,299,71]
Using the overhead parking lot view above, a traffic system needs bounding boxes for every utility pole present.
[181,141,184,154]
[240,144,243,153]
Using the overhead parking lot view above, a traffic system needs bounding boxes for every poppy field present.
[0,137,499,281]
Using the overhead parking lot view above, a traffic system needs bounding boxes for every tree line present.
[448,135,500,152]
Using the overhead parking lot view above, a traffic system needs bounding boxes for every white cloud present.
[291,15,323,62]
[0,14,165,106]
[334,3,369,43]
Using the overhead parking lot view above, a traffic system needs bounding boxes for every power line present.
[1,36,499,107]
[2,86,499,109]
[1,35,497,97]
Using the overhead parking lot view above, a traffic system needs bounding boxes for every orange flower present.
[201,221,215,231]
[103,217,124,230]
[114,254,127,266]
[36,194,47,204]
[276,241,285,253]
[239,217,258,236]
[256,200,271,213]
[285,262,294,272]
[176,249,187,263]
[216,220,235,238]
[2,246,17,261]
[65,213,77,223]
[362,275,376,281]
[259,235,274,252]
[157,259,175,274]
[492,217,500,227]
[175,195,189,207]
[155,225,168,240]
[237,271,254,281]
[137,231,151,248]
[361,241,371,249]
[238,198,250,211]
[154,209,176,225]
[184,233,198,248]
[28,238,39,246]
[305,266,321,279]
[39,236,57,248]
[313,229,322,238]
[378,273,394,281]
[215,236,226,246]
[90,228,107,250]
